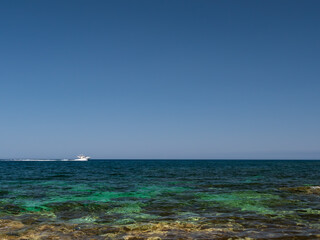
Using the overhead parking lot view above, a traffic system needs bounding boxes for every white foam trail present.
[12,159,58,161]
[1,159,87,162]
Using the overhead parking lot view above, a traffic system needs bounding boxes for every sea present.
[0,160,320,239]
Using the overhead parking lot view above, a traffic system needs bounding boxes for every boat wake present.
[1,159,77,162]
[1,155,91,162]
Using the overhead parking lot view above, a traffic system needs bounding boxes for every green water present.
[0,160,320,239]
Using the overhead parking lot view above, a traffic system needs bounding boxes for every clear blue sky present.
[1,0,319,159]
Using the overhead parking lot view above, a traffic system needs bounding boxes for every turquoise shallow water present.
[0,160,320,239]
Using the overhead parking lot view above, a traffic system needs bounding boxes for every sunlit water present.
[0,160,320,239]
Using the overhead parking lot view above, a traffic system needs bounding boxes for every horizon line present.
[1,158,320,161]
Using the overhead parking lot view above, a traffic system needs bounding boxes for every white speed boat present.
[74,154,90,161]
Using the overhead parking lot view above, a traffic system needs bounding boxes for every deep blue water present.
[0,160,320,239]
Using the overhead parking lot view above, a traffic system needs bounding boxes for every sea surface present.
[0,160,320,239]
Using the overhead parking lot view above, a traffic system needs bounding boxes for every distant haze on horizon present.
[1,0,320,159]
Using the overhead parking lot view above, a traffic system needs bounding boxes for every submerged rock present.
[281,186,320,194]
[1,217,319,239]
[0,219,235,240]
[0,219,24,230]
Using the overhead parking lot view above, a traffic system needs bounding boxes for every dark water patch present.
[18,177,69,181]
[0,190,9,196]
[49,174,73,178]
[0,203,25,215]
[45,201,111,220]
